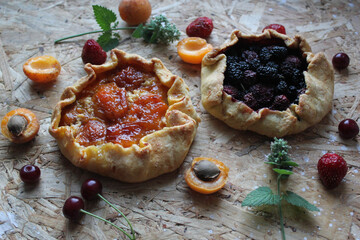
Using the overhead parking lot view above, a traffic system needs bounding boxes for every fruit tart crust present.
[50,49,200,183]
[201,30,334,137]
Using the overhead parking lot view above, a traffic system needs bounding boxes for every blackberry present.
[269,46,288,61]
[242,50,259,62]
[270,95,290,111]
[226,55,241,65]
[259,47,272,62]
[242,70,258,87]
[225,61,243,85]
[257,65,278,84]
[249,83,274,107]
[284,55,302,69]
[266,61,279,70]
[238,61,250,71]
[243,92,258,110]
[298,78,306,88]
[287,85,298,101]
[279,61,295,79]
[287,68,304,85]
[275,80,289,95]
[248,58,261,71]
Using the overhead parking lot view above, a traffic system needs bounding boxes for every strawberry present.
[262,24,286,35]
[317,153,348,189]
[186,17,213,39]
[81,39,107,65]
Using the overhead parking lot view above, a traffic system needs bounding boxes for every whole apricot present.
[118,0,152,26]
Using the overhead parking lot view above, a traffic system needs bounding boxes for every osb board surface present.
[0,0,359,239]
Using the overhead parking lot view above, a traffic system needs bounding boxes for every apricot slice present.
[177,37,213,64]
[93,83,129,120]
[185,157,229,194]
[23,55,61,83]
[1,108,40,143]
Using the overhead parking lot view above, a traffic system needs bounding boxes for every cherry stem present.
[97,193,136,240]
[54,27,137,44]
[80,209,134,240]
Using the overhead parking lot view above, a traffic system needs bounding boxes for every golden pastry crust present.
[49,49,200,183]
[201,30,334,137]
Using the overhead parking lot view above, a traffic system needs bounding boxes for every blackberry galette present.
[201,30,334,137]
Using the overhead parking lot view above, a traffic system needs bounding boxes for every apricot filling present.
[60,65,169,148]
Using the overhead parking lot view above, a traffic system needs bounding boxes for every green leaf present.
[97,32,119,52]
[132,24,144,38]
[93,5,117,31]
[242,187,280,207]
[281,161,299,167]
[265,161,280,166]
[273,168,293,175]
[283,191,320,212]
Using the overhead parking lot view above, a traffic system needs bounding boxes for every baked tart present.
[201,30,334,137]
[50,49,200,183]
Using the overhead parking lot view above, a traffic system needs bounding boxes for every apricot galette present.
[50,49,200,183]
[201,30,334,137]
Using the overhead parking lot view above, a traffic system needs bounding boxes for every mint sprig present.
[54,5,180,51]
[242,138,319,240]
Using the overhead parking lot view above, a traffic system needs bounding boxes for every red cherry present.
[262,24,286,34]
[338,119,359,139]
[81,178,103,200]
[63,196,84,220]
[20,165,41,183]
[332,52,350,70]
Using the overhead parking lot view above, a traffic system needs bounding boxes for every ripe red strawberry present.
[186,17,214,38]
[262,24,286,35]
[81,39,107,65]
[317,153,348,189]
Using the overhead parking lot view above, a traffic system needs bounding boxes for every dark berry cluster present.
[223,42,307,111]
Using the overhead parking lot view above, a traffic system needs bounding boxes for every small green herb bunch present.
[242,138,319,240]
[54,5,181,51]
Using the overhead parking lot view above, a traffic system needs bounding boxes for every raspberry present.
[242,50,259,62]
[317,153,348,189]
[81,39,107,65]
[270,95,290,111]
[223,85,243,101]
[249,84,274,108]
[243,92,258,109]
[284,55,302,69]
[186,17,214,39]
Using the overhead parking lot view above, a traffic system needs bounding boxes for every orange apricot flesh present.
[177,37,213,64]
[23,55,61,83]
[185,157,229,194]
[1,108,40,143]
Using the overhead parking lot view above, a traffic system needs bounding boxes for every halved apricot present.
[177,37,213,64]
[1,108,40,143]
[185,157,229,194]
[23,55,61,83]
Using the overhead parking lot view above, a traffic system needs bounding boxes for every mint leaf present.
[132,24,144,38]
[283,191,320,211]
[97,32,119,51]
[93,5,117,31]
[242,187,280,207]
[273,168,293,175]
[281,161,299,167]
